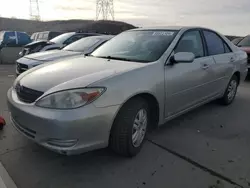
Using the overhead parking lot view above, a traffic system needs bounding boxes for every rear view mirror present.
[173,52,195,63]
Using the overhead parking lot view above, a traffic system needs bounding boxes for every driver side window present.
[175,30,204,58]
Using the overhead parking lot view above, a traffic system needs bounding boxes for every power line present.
[30,0,40,20]
[96,0,114,20]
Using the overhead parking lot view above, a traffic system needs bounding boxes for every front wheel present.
[109,97,149,157]
[219,75,239,105]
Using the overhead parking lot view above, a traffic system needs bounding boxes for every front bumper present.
[7,88,120,155]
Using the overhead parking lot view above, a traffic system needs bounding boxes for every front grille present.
[16,62,28,74]
[15,83,44,103]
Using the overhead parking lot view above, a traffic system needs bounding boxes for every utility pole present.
[30,0,41,20]
[96,0,114,20]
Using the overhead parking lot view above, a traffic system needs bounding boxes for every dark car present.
[237,35,250,72]
[19,32,102,57]
[231,37,243,45]
[0,31,31,49]
[30,31,63,42]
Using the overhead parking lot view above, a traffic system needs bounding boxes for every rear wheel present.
[219,75,239,105]
[110,97,149,157]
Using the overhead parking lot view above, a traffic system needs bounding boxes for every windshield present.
[50,33,75,44]
[91,30,178,63]
[63,37,102,52]
[237,35,250,47]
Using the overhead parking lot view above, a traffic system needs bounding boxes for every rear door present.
[202,30,235,93]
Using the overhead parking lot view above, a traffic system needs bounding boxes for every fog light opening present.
[46,139,78,148]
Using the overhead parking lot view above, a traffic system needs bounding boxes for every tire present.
[110,97,149,157]
[219,75,239,105]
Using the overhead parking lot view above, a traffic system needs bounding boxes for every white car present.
[19,32,102,57]
[16,35,113,75]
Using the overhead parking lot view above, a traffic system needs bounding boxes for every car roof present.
[80,35,114,40]
[131,26,214,31]
[94,35,114,39]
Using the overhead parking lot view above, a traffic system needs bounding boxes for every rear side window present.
[37,33,46,40]
[43,33,49,40]
[48,33,61,40]
[17,32,31,45]
[203,30,227,55]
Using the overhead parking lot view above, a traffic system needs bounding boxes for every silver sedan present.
[7,26,248,157]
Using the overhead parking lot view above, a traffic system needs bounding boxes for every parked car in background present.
[16,35,114,75]
[8,26,248,157]
[30,31,63,42]
[0,31,31,49]
[19,32,102,57]
[237,35,250,71]
[231,37,243,45]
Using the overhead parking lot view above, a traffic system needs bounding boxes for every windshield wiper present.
[95,56,132,62]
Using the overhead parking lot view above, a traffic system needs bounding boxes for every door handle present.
[202,64,209,70]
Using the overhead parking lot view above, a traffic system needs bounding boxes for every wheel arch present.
[233,71,241,84]
[110,92,160,133]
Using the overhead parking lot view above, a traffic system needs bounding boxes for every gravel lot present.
[0,65,249,188]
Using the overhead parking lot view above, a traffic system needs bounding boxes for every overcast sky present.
[0,0,250,36]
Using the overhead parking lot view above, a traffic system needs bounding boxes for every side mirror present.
[171,52,195,64]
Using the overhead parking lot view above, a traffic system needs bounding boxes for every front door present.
[164,30,216,118]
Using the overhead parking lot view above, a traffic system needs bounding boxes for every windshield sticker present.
[152,32,174,36]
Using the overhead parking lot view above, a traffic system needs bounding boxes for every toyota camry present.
[7,26,248,157]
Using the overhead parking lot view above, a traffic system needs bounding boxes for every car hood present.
[240,47,250,54]
[24,50,82,62]
[24,40,50,47]
[18,56,146,93]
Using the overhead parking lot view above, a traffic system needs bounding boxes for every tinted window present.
[17,32,31,45]
[237,35,250,47]
[175,30,204,58]
[92,30,178,63]
[64,37,101,52]
[203,30,225,55]
[63,35,85,45]
[4,32,16,46]
[48,32,61,40]
[50,33,75,44]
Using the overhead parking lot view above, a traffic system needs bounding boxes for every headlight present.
[35,88,106,109]
[19,51,23,56]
